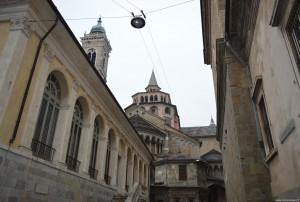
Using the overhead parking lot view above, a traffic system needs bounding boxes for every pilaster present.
[96,123,109,182]
[78,108,96,175]
[0,16,32,125]
[52,85,77,165]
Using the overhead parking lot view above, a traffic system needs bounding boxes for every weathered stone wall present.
[0,147,116,202]
[198,137,220,155]
[154,163,199,187]
[221,73,246,202]
[249,0,300,198]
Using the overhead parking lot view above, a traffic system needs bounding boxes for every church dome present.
[90,18,105,34]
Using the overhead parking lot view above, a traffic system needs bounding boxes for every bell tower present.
[81,18,112,82]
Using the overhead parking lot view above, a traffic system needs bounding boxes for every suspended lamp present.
[131,10,146,29]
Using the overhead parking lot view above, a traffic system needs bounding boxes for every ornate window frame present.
[31,73,60,161]
[252,76,277,163]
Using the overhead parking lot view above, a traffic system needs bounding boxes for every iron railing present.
[66,155,80,172]
[31,139,56,161]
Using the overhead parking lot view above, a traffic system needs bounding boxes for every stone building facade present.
[201,0,300,201]
[0,0,152,201]
[125,73,226,202]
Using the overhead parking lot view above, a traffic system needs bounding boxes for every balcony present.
[66,155,80,172]
[31,139,56,161]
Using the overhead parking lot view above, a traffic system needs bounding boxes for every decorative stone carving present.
[43,43,55,62]
[10,16,32,37]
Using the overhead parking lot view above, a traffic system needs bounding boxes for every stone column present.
[110,135,119,186]
[0,17,32,124]
[52,84,78,165]
[96,123,109,182]
[119,145,128,191]
[133,154,138,184]
[145,165,149,188]
[163,134,169,153]
[127,152,134,190]
[141,162,145,186]
[18,48,53,153]
[137,157,141,184]
[78,107,96,175]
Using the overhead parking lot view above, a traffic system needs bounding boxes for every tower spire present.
[146,70,161,92]
[148,70,158,86]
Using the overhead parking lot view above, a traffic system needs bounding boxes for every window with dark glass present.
[287,1,300,68]
[31,73,60,161]
[66,100,83,172]
[179,165,187,180]
[89,120,100,179]
[252,77,275,158]
[165,107,170,114]
[258,97,274,154]
[87,48,96,66]
[104,133,112,184]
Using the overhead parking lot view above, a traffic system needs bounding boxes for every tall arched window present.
[154,95,158,101]
[87,48,96,66]
[31,73,61,161]
[145,96,148,103]
[140,96,144,103]
[150,106,158,115]
[165,107,171,114]
[150,95,153,102]
[89,119,100,179]
[105,131,112,184]
[66,100,83,172]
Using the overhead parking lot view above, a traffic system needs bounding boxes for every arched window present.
[161,96,163,101]
[145,96,148,103]
[154,95,158,101]
[140,96,144,103]
[31,73,61,161]
[89,119,100,179]
[165,107,171,114]
[87,48,96,66]
[66,100,83,172]
[150,95,153,102]
[150,106,158,115]
[140,106,145,112]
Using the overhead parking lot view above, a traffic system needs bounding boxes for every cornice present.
[200,0,212,65]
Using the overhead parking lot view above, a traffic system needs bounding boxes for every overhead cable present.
[27,0,196,22]
[139,30,157,72]
[146,24,175,99]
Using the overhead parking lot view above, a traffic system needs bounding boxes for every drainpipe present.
[9,18,58,145]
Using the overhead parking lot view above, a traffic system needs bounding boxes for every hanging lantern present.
[131,11,146,29]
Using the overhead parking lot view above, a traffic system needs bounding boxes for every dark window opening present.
[179,165,187,180]
[258,97,274,154]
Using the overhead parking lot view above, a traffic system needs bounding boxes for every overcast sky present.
[53,0,216,127]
